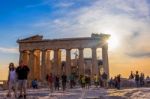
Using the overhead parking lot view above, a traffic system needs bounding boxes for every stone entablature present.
[18,34,109,51]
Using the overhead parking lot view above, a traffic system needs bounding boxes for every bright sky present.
[0,0,150,80]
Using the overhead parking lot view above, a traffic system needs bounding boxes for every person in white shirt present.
[7,63,17,98]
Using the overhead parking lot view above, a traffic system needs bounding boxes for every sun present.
[98,28,120,50]
[107,34,119,50]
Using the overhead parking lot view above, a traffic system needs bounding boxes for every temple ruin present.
[17,33,110,81]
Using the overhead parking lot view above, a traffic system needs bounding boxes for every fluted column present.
[92,47,98,77]
[102,44,109,78]
[41,50,47,81]
[23,51,29,65]
[35,51,41,80]
[54,49,59,75]
[19,51,23,62]
[28,50,35,80]
[58,50,62,75]
[79,48,84,75]
[66,49,71,76]
[46,50,51,75]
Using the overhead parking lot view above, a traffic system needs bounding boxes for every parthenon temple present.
[17,33,110,81]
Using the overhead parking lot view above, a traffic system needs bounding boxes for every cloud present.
[54,2,74,8]
[25,0,74,9]
[29,0,150,59]
[0,47,19,54]
[127,52,150,58]
[25,1,48,8]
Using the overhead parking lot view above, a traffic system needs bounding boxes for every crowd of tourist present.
[108,71,150,89]
[6,60,150,98]
[44,71,110,91]
[128,71,150,87]
[108,74,121,89]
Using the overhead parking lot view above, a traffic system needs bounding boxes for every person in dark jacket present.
[54,75,60,91]
[116,74,121,90]
[48,73,53,93]
[16,60,30,99]
[140,73,145,87]
[135,71,140,87]
[102,72,108,87]
[61,73,67,91]
[129,71,134,79]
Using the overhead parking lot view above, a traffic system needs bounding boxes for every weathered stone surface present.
[17,34,110,81]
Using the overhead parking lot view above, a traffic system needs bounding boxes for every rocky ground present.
[0,86,150,99]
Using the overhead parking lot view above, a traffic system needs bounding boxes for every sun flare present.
[107,34,119,50]
[100,29,120,50]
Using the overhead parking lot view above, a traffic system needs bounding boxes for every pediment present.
[18,35,43,42]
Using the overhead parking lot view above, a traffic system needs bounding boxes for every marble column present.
[41,50,47,81]
[66,49,71,76]
[24,51,29,65]
[19,51,23,62]
[28,50,35,80]
[79,48,84,75]
[58,50,62,76]
[35,51,41,80]
[92,47,98,77]
[102,43,109,78]
[46,50,51,75]
[54,49,59,75]
[20,51,29,65]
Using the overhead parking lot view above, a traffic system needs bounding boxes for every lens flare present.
[107,34,119,50]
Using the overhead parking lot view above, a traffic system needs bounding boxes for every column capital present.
[66,48,71,51]
[78,48,84,51]
[28,50,35,55]
[91,47,97,50]
[41,49,47,52]
[29,49,35,52]
[102,44,108,49]
[20,50,29,53]
[47,50,51,53]
[53,48,59,51]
